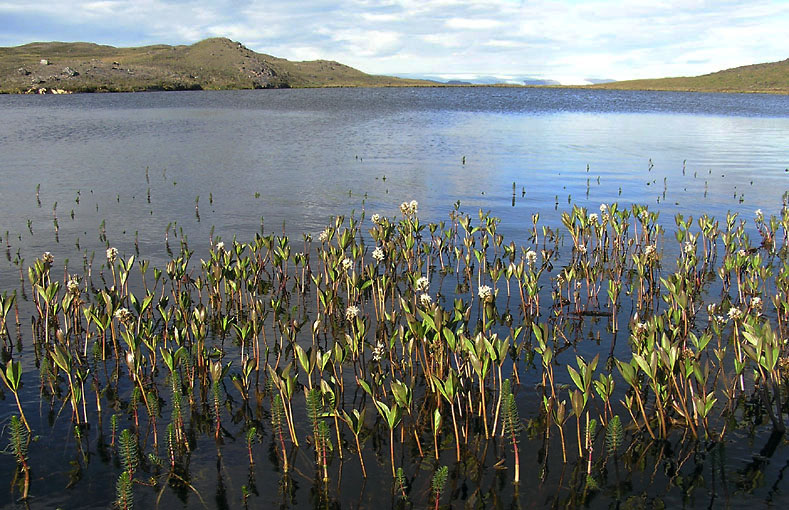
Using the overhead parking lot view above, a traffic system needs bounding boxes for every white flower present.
[751,297,763,309]
[106,247,118,262]
[525,249,538,265]
[114,307,132,323]
[644,245,656,256]
[319,228,330,243]
[599,204,608,213]
[419,293,433,307]
[215,241,225,252]
[737,249,747,258]
[589,213,598,224]
[67,277,80,296]
[372,341,385,362]
[715,315,727,324]
[478,285,493,302]
[400,200,418,216]
[755,209,763,220]
[416,276,429,292]
[683,242,694,255]
[372,246,385,262]
[42,251,54,264]
[345,305,360,320]
[341,257,353,271]
[727,307,743,320]
[371,213,381,224]
[640,210,649,221]
[577,244,587,254]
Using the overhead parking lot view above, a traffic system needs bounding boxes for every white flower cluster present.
[341,257,353,271]
[751,296,763,310]
[727,307,743,320]
[372,341,385,362]
[215,241,225,252]
[419,293,433,307]
[577,244,587,254]
[755,209,763,221]
[644,245,656,256]
[525,249,538,265]
[319,228,330,243]
[345,305,360,321]
[114,307,133,323]
[478,285,493,302]
[67,277,80,296]
[416,276,429,292]
[400,200,418,216]
[371,213,381,224]
[588,213,599,224]
[42,251,54,264]
[372,246,385,262]
[683,242,694,255]
[106,247,118,262]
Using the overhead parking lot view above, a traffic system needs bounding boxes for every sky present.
[1,0,788,84]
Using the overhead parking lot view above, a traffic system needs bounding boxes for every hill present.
[591,58,789,94]
[0,38,434,93]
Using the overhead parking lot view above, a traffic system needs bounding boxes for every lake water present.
[1,88,788,270]
[1,88,789,509]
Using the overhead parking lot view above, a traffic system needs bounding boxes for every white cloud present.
[445,18,503,30]
[1,0,787,82]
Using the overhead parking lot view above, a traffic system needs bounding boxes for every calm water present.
[1,88,789,509]
[1,88,788,272]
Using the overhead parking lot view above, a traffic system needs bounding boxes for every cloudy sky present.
[1,0,787,84]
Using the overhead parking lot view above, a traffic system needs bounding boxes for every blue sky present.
[1,0,788,84]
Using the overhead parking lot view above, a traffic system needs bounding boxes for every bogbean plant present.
[3,198,789,506]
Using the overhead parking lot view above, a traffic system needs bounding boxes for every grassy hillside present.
[0,37,434,93]
[591,58,789,94]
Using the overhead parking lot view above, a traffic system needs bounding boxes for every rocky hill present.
[0,37,434,93]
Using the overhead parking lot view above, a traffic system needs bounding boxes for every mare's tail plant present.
[501,379,523,484]
[8,415,31,500]
[431,465,449,510]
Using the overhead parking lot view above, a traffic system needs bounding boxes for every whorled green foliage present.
[271,394,285,436]
[130,386,141,413]
[501,380,522,439]
[212,380,222,416]
[606,415,623,454]
[305,387,323,431]
[246,426,257,448]
[316,420,332,451]
[119,429,139,476]
[116,470,133,510]
[8,414,29,464]
[395,467,408,500]
[146,391,159,418]
[110,413,118,442]
[170,381,183,426]
[431,465,449,498]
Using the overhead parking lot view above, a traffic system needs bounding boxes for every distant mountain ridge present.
[0,37,434,93]
[593,58,789,94]
[1,37,786,94]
